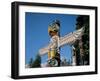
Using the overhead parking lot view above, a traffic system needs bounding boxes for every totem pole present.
[47,20,60,67]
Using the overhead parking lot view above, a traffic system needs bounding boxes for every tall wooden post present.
[71,45,76,66]
[55,20,61,66]
[48,20,61,67]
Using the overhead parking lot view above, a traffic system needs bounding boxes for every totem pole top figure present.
[48,20,60,36]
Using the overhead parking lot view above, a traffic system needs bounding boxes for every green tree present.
[31,54,41,68]
[29,58,33,68]
[74,15,89,65]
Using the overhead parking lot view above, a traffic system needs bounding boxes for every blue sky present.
[25,12,77,64]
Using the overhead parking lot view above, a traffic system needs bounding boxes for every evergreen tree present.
[29,58,33,68]
[74,15,89,65]
[31,54,41,68]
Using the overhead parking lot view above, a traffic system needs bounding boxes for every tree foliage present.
[29,58,33,67]
[29,54,41,68]
[74,15,89,65]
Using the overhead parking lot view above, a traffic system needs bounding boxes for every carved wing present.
[59,27,84,46]
[39,27,84,56]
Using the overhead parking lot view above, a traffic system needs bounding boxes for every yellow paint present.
[50,50,56,58]
[48,50,56,59]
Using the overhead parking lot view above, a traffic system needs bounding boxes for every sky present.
[25,12,77,64]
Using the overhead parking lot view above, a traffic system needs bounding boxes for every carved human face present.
[49,31,57,37]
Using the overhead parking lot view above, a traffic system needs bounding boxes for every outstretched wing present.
[39,44,50,56]
[59,27,84,47]
[39,27,84,56]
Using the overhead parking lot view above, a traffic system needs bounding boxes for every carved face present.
[49,31,57,37]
